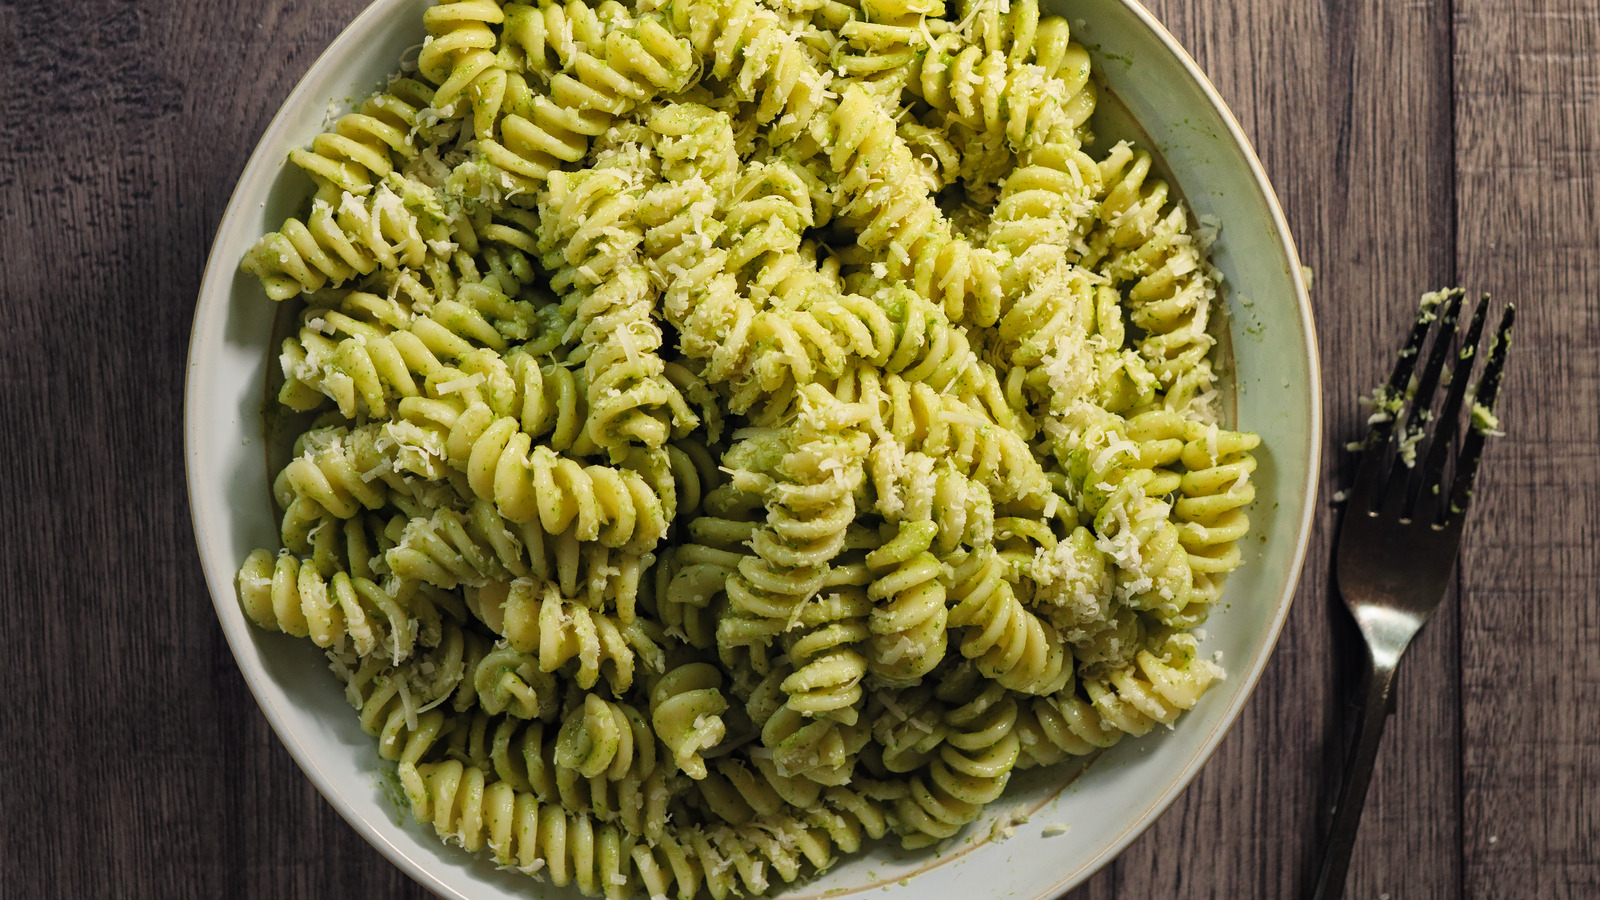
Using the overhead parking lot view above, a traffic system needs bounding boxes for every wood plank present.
[1067,0,1461,897]
[0,0,428,896]
[1453,3,1600,898]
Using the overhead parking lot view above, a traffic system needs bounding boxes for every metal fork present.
[1309,289,1516,900]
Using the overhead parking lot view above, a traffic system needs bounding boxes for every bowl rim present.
[185,0,1322,896]
[1019,2,1322,893]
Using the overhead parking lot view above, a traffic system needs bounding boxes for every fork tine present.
[1351,289,1460,514]
[1377,289,1464,515]
[1398,290,1465,443]
[1366,290,1452,448]
[1411,294,1491,522]
[1447,303,1516,520]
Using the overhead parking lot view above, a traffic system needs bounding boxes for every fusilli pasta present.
[235,0,1260,893]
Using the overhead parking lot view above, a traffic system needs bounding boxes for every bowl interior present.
[186,1,1319,897]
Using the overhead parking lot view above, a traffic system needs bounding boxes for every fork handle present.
[1310,661,1399,900]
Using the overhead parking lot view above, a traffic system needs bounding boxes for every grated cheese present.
[434,372,484,395]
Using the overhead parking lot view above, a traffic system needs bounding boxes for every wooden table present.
[3,0,1595,897]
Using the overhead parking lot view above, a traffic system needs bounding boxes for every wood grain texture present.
[1067,1,1465,898]
[0,2,425,897]
[0,0,1595,898]
[1454,2,1600,899]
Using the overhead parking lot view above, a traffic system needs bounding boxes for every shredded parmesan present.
[434,372,484,395]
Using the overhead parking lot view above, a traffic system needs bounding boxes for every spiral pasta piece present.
[986,141,1103,286]
[693,754,816,825]
[386,501,528,589]
[409,759,639,898]
[279,292,557,422]
[269,428,400,526]
[1050,403,1175,509]
[870,684,949,773]
[474,12,696,194]
[639,109,738,297]
[825,86,1004,327]
[804,782,897,852]
[650,544,739,650]
[650,663,728,779]
[715,487,870,698]
[1097,501,1193,625]
[689,759,896,871]
[634,818,827,900]
[1022,522,1116,638]
[466,579,666,693]
[1065,631,1223,743]
[895,674,1019,847]
[963,0,1056,65]
[683,284,996,420]
[863,521,948,684]
[719,160,826,295]
[441,422,671,553]
[500,0,606,77]
[1082,142,1222,411]
[1017,627,1216,759]
[720,567,860,685]
[719,388,869,627]
[242,175,437,301]
[330,620,488,755]
[1174,424,1260,608]
[895,113,965,191]
[778,584,873,723]
[573,272,691,456]
[826,0,940,88]
[1082,282,1162,413]
[556,693,658,779]
[1084,480,1196,627]
[369,486,648,612]
[472,641,563,720]
[847,367,1051,503]
[1011,684,1123,768]
[538,168,698,457]
[419,0,505,115]
[863,446,995,553]
[334,655,453,798]
[537,166,646,293]
[237,549,436,663]
[440,712,673,837]
[285,78,437,203]
[946,548,1070,695]
[906,19,1094,151]
[664,0,836,146]
[985,264,1154,423]
[456,206,550,295]
[278,507,397,584]
[759,701,871,786]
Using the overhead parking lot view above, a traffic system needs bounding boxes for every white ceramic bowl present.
[187,1,1320,896]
